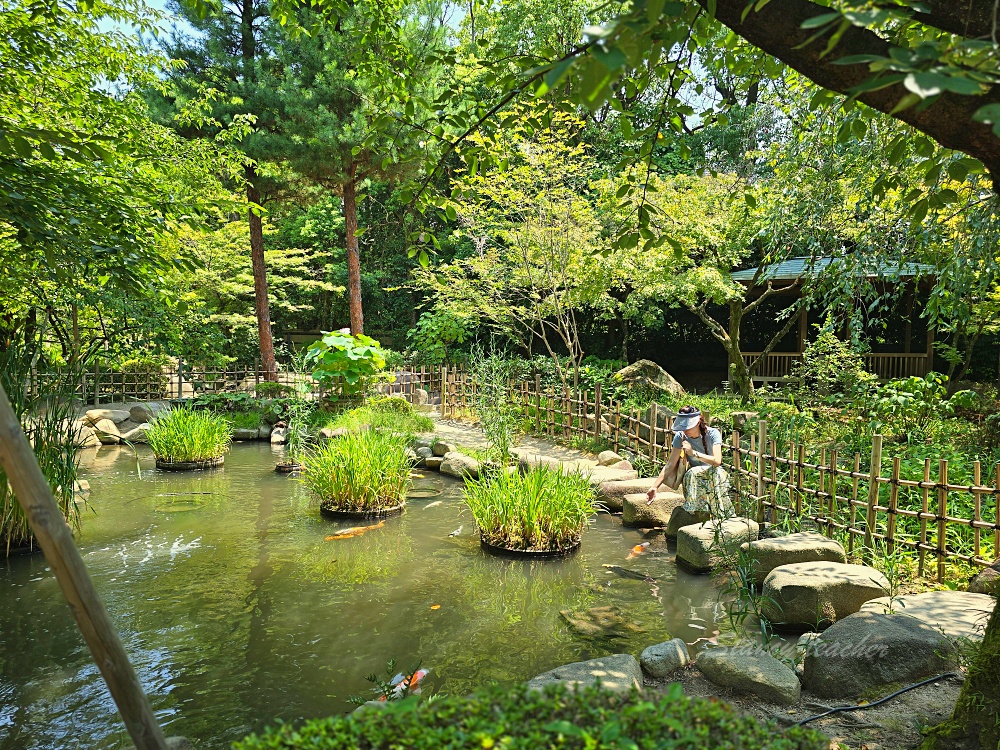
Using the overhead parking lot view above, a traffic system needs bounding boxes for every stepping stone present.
[596,478,660,512]
[129,402,169,424]
[761,561,889,630]
[664,506,711,538]
[802,611,958,698]
[440,451,480,480]
[92,418,121,445]
[425,457,444,470]
[676,518,759,573]
[586,466,638,485]
[120,424,151,444]
[431,440,456,457]
[860,591,996,641]
[622,492,684,528]
[85,408,131,426]
[232,427,259,440]
[696,646,801,705]
[640,638,690,678]
[740,531,847,585]
[597,450,624,466]
[526,654,642,695]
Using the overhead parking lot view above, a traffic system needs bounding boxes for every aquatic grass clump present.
[464,466,598,552]
[147,408,233,464]
[320,399,433,436]
[301,430,413,513]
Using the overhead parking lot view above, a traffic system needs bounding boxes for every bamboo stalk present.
[796,443,805,518]
[938,459,948,583]
[534,375,542,433]
[756,420,767,522]
[887,456,900,552]
[918,458,931,578]
[829,449,838,539]
[769,439,778,525]
[974,461,982,563]
[865,434,883,554]
[0,383,169,750]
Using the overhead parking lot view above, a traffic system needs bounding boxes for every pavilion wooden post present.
[0,383,169,750]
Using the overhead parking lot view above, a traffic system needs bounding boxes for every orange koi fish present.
[324,520,385,541]
[626,542,650,559]
[377,668,430,701]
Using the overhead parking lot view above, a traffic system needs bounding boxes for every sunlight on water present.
[0,443,731,750]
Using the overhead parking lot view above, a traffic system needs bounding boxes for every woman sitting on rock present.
[646,405,733,519]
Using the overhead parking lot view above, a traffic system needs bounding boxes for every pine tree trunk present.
[246,165,277,381]
[343,172,364,336]
[922,600,1000,749]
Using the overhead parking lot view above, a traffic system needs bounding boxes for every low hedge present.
[234,683,826,749]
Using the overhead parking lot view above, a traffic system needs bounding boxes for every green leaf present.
[800,11,840,29]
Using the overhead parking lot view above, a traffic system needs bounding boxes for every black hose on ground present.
[790,673,959,728]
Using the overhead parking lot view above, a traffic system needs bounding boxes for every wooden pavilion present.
[730,256,937,383]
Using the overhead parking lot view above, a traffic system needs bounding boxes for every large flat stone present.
[696,646,801,705]
[596,478,660,512]
[676,518,760,573]
[92,418,121,445]
[622,492,684,528]
[969,558,1000,595]
[526,654,642,695]
[120,424,151,444]
[129,402,170,424]
[597,450,624,467]
[85,408,131,425]
[586,466,638,485]
[664,506,712,538]
[741,531,847,585]
[860,591,995,642]
[761,562,890,630]
[802,611,957,698]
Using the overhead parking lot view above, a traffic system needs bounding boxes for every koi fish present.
[626,542,650,559]
[324,521,385,541]
[423,501,443,509]
[448,525,463,537]
[602,564,656,582]
[377,669,430,700]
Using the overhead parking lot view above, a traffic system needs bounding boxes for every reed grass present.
[464,466,598,552]
[301,429,413,512]
[319,399,433,436]
[147,408,232,463]
[0,346,80,554]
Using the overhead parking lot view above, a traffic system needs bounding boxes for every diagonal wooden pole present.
[0,382,168,750]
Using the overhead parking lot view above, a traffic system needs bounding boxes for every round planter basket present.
[274,462,302,474]
[479,537,581,559]
[319,502,405,521]
[155,456,225,471]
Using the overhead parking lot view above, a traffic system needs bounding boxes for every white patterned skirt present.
[681,464,733,517]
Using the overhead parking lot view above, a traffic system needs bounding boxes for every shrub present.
[255,382,292,398]
[468,349,523,464]
[795,331,875,399]
[301,430,413,512]
[323,403,433,435]
[368,395,414,414]
[464,466,597,552]
[147,408,232,463]
[306,331,387,396]
[233,682,827,750]
[226,410,263,431]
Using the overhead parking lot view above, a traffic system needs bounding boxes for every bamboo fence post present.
[937,459,948,582]
[0,383,169,750]
[442,365,449,418]
[995,462,1000,560]
[829,449,839,539]
[864,434,883,554]
[534,375,542,433]
[613,403,622,453]
[561,388,569,439]
[918,458,931,577]
[769,439,778,525]
[649,402,658,463]
[594,384,602,441]
[819,447,827,530]
[732,430,742,510]
[973,461,983,563]
[796,443,805,518]
[93,360,100,405]
[756,420,767,522]
[849,453,861,556]
[887,456,900,553]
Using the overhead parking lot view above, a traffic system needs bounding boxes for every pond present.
[0,443,729,750]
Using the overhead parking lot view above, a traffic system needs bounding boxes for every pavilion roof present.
[731,256,936,285]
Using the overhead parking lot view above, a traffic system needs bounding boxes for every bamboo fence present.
[440,367,999,582]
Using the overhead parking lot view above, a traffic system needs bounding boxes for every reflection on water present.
[0,443,731,750]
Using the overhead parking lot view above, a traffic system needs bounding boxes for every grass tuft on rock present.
[147,408,232,463]
[233,682,828,749]
[465,466,597,552]
[301,429,413,513]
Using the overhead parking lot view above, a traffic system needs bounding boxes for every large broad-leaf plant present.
[305,331,388,396]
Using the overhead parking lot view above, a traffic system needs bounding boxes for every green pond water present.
[0,443,728,750]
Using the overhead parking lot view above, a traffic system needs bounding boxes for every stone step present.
[622,492,684,528]
[740,531,846,585]
[596,478,661,512]
[860,590,996,641]
[525,654,642,695]
[676,518,760,573]
[761,561,889,630]
[696,646,800,705]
